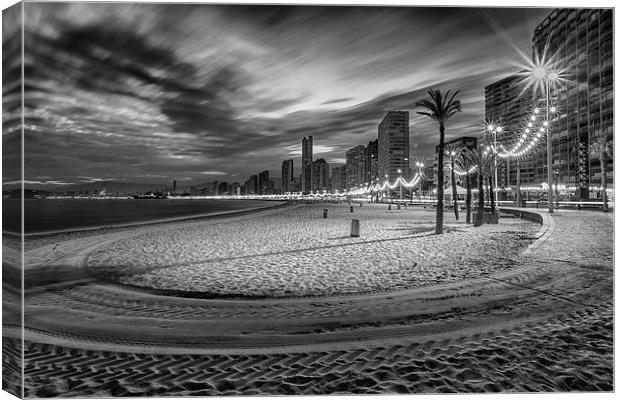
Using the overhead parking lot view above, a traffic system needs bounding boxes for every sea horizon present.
[3,198,282,234]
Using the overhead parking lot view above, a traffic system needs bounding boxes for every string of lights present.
[344,173,422,195]
[495,104,558,159]
[448,164,478,176]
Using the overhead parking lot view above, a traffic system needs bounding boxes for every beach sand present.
[8,202,613,396]
[86,203,538,297]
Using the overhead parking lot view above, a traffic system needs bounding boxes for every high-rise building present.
[532,9,613,199]
[258,170,269,195]
[485,73,537,187]
[231,182,240,196]
[331,166,346,193]
[291,176,301,193]
[346,145,367,190]
[244,175,258,195]
[378,111,410,182]
[281,159,294,194]
[365,139,379,184]
[311,158,330,193]
[217,181,228,195]
[301,136,313,194]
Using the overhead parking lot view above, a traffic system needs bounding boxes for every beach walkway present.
[4,206,613,395]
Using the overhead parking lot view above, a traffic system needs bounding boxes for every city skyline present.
[4,4,557,188]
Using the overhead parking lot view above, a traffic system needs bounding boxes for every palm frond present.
[415,88,462,123]
[456,148,477,170]
[590,135,612,160]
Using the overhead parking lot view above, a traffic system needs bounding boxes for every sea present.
[3,198,277,234]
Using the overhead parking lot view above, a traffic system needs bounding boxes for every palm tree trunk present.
[516,158,521,207]
[601,152,608,212]
[436,123,445,234]
[465,173,471,224]
[476,166,484,226]
[554,175,560,208]
[451,157,459,220]
[488,175,495,214]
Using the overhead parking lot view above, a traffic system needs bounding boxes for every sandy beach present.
[86,202,538,297]
[5,202,613,396]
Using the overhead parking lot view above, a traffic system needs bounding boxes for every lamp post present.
[449,149,456,199]
[404,158,409,199]
[416,161,423,200]
[552,169,559,208]
[397,169,402,200]
[532,66,558,213]
[545,77,558,213]
[384,173,389,201]
[487,124,503,212]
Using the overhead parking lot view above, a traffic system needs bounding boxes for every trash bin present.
[350,219,360,237]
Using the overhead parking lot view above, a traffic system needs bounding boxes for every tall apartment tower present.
[331,166,346,193]
[258,170,269,195]
[301,136,313,194]
[378,111,410,182]
[533,9,613,200]
[485,73,537,187]
[311,158,330,193]
[281,159,294,194]
[244,175,258,195]
[365,139,379,185]
[346,145,367,190]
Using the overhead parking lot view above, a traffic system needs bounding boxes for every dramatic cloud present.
[2,3,552,188]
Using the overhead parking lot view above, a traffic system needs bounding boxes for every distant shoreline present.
[3,199,290,237]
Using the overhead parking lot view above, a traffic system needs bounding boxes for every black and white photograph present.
[1,1,615,397]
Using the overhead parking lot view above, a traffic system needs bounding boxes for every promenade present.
[3,205,613,395]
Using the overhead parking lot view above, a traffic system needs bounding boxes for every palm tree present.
[415,89,462,234]
[471,144,493,226]
[445,144,460,221]
[590,134,612,212]
[457,149,477,224]
[488,175,495,214]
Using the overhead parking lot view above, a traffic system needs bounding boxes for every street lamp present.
[397,168,402,200]
[403,158,409,199]
[415,161,424,200]
[531,65,559,213]
[384,173,389,200]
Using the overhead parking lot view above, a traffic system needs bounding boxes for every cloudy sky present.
[3,3,552,188]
